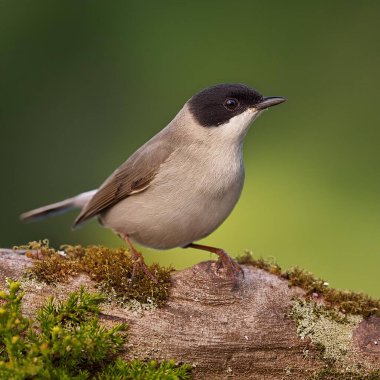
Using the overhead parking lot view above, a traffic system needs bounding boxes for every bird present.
[21,83,285,281]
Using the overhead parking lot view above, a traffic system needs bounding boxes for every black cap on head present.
[188,83,263,127]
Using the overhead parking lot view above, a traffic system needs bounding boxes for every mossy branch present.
[0,243,379,379]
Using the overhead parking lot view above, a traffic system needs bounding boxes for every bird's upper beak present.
[254,96,286,110]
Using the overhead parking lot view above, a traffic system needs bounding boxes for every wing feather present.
[74,131,174,227]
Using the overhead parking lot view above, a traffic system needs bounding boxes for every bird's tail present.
[20,190,97,223]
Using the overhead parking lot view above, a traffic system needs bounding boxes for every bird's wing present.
[73,131,175,227]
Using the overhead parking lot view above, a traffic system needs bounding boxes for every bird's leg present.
[123,235,158,283]
[186,243,244,277]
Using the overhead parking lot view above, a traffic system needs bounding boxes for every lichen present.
[17,240,173,307]
[308,368,380,380]
[238,251,380,317]
[290,300,361,365]
[290,300,380,378]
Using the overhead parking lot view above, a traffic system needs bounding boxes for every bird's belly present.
[100,176,243,249]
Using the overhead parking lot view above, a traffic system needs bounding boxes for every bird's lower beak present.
[255,96,286,110]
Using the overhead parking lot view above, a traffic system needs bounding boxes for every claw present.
[186,243,244,280]
[215,248,244,279]
[130,251,158,284]
[123,235,158,284]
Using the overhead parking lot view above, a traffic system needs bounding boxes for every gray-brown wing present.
[73,133,174,227]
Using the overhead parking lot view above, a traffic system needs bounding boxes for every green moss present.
[237,251,380,317]
[18,240,173,306]
[282,267,379,317]
[99,358,192,380]
[0,279,191,379]
[237,252,282,276]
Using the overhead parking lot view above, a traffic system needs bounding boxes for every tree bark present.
[0,249,379,379]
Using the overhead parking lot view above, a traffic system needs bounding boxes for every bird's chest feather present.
[154,142,245,205]
[197,146,244,199]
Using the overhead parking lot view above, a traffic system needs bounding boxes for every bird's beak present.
[255,96,286,110]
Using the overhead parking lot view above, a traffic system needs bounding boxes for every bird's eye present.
[224,98,239,110]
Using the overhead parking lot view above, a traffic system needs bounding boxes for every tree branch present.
[0,248,379,379]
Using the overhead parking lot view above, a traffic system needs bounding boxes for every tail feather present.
[20,190,97,223]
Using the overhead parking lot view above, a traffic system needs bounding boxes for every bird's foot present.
[214,248,244,279]
[123,235,158,284]
[186,243,244,280]
[130,250,158,284]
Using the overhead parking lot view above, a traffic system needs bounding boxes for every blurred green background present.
[1,1,379,296]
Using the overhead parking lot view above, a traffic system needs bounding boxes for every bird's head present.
[188,83,285,142]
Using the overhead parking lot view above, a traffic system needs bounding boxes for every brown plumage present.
[74,128,175,227]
